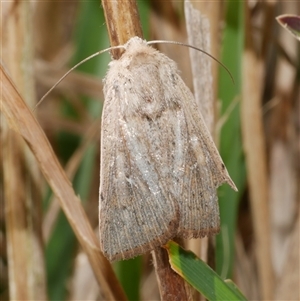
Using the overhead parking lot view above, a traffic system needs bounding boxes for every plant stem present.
[152,246,193,301]
[100,1,192,299]
[101,0,143,58]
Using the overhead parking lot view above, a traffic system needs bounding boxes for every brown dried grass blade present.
[275,213,300,300]
[3,127,47,300]
[2,1,47,298]
[184,3,220,299]
[185,0,215,135]
[0,64,127,301]
[43,119,100,242]
[241,5,274,298]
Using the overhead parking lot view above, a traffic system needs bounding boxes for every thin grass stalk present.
[241,50,273,299]
[2,1,47,299]
[100,1,193,299]
[152,246,193,301]
[241,2,274,299]
[184,2,221,299]
[0,65,127,301]
[101,0,143,58]
[43,119,100,242]
[185,0,222,136]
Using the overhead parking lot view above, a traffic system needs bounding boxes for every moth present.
[99,36,237,262]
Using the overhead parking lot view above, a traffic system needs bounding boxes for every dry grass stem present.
[241,5,274,298]
[0,65,127,301]
[1,1,299,300]
[152,247,193,301]
[184,4,220,300]
[43,119,101,241]
[101,0,143,58]
[2,2,46,299]
[100,1,194,298]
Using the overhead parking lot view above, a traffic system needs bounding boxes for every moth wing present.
[99,89,179,261]
[174,76,237,238]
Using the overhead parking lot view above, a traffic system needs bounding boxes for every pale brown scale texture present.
[99,37,237,262]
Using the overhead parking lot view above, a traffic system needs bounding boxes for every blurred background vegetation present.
[1,1,299,300]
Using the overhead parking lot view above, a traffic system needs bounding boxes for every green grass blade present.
[46,212,76,300]
[225,279,248,300]
[166,241,248,301]
[216,0,246,279]
[114,257,142,301]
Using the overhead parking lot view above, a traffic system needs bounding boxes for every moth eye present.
[221,163,225,170]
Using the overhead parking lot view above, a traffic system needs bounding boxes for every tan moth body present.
[99,37,237,262]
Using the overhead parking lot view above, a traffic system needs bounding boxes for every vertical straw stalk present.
[2,1,47,299]
[0,65,127,301]
[101,1,193,299]
[1,2,126,299]
[241,2,274,299]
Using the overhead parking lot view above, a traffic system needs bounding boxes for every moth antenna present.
[34,45,125,110]
[147,40,234,84]
[36,39,233,110]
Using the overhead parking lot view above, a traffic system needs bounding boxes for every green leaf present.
[114,256,142,301]
[46,212,76,300]
[216,0,246,279]
[166,241,248,301]
[225,279,248,301]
